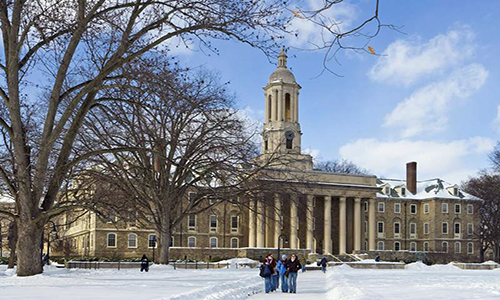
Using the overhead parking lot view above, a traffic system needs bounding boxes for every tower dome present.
[268,47,296,84]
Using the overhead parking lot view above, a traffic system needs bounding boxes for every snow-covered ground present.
[2,261,500,299]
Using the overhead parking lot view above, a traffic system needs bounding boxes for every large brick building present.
[57,48,481,262]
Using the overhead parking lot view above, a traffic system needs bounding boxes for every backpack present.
[259,264,271,277]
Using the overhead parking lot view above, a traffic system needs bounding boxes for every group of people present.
[260,253,302,294]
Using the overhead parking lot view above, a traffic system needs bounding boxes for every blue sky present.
[173,0,500,184]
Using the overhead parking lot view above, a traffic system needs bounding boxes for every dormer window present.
[384,186,390,195]
[401,187,406,196]
[447,185,460,197]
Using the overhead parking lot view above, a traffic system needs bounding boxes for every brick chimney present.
[406,162,417,195]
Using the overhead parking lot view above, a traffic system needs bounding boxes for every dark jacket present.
[286,258,302,273]
[141,255,149,266]
[320,257,328,267]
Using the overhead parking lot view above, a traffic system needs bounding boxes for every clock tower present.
[260,47,313,170]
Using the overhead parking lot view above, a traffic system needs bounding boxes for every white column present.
[290,195,298,249]
[369,198,376,251]
[323,196,332,254]
[274,194,281,248]
[354,198,361,252]
[293,91,299,122]
[257,200,265,248]
[306,195,314,252]
[277,89,283,121]
[248,199,256,247]
[339,197,347,254]
[265,93,269,124]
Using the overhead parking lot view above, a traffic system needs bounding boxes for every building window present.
[394,222,400,235]
[424,242,429,252]
[188,214,196,230]
[231,238,239,248]
[128,234,137,248]
[453,187,459,196]
[148,234,157,248]
[394,203,401,213]
[230,198,238,206]
[410,223,417,236]
[455,242,461,253]
[442,241,448,253]
[285,131,294,149]
[107,233,117,248]
[467,204,473,214]
[170,236,174,247]
[189,192,197,203]
[467,223,473,235]
[394,241,401,251]
[442,222,448,234]
[210,237,218,248]
[424,223,429,235]
[231,216,238,232]
[364,201,368,212]
[401,187,406,196]
[467,242,474,254]
[210,215,218,232]
[285,93,291,121]
[424,203,429,214]
[454,223,460,235]
[377,241,384,251]
[378,202,385,212]
[377,222,384,233]
[410,242,417,252]
[410,204,417,214]
[312,217,316,231]
[455,204,461,214]
[384,186,390,195]
[188,236,196,248]
[267,95,272,121]
[442,203,449,213]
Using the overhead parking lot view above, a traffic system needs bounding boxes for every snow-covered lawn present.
[2,262,500,300]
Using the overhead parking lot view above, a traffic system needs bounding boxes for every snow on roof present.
[376,178,481,201]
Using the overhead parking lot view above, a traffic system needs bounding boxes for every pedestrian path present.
[248,271,329,299]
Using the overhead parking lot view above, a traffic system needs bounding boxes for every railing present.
[171,261,259,269]
[66,261,260,270]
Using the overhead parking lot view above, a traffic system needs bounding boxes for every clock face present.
[285,130,294,139]
[263,133,269,141]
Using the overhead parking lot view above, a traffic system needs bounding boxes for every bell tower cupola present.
[260,47,312,171]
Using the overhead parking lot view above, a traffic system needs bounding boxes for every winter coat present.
[277,259,287,275]
[286,258,302,273]
[266,256,277,275]
[320,258,328,267]
[141,255,149,266]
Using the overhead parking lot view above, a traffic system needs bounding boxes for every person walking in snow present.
[320,257,328,273]
[286,253,302,294]
[277,254,289,292]
[270,254,279,292]
[260,255,274,293]
[140,254,150,272]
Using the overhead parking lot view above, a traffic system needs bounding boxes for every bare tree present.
[315,159,370,175]
[462,172,500,262]
[75,62,287,264]
[0,0,384,276]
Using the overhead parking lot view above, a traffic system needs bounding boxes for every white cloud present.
[339,137,495,183]
[493,104,500,133]
[303,147,320,162]
[368,27,475,86]
[287,0,357,48]
[384,64,488,138]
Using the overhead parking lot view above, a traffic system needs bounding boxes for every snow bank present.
[216,258,259,268]
[166,275,261,300]
[406,262,461,272]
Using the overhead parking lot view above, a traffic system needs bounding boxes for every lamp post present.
[152,235,157,263]
[277,234,289,260]
[46,221,58,265]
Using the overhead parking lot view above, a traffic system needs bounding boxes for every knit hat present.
[282,254,287,259]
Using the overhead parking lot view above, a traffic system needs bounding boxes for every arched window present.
[442,241,448,253]
[231,238,239,248]
[467,242,473,254]
[210,237,218,248]
[394,241,400,251]
[423,242,429,252]
[188,236,196,248]
[107,233,117,248]
[285,93,291,121]
[377,241,384,250]
[285,131,294,150]
[128,234,137,248]
[267,95,272,121]
[148,234,157,248]
[410,242,417,252]
[455,242,461,253]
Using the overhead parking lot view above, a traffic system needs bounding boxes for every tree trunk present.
[7,221,18,269]
[479,247,485,262]
[158,229,171,264]
[16,220,43,276]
